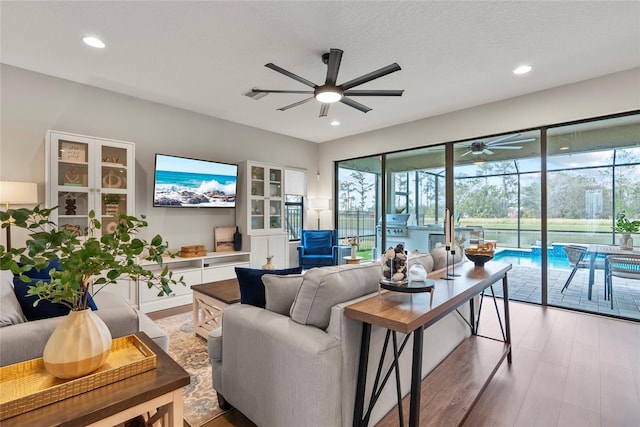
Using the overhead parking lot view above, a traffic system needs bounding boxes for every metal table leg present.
[353,322,371,427]
[408,326,424,427]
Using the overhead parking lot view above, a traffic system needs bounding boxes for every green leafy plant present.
[614,212,640,234]
[0,205,184,310]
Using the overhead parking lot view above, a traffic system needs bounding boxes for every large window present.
[335,112,640,321]
[336,156,380,260]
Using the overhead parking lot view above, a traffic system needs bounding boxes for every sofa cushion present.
[408,250,434,272]
[263,274,304,316]
[235,266,303,308]
[290,263,380,329]
[13,277,98,321]
[300,254,334,266]
[430,245,463,270]
[0,281,26,327]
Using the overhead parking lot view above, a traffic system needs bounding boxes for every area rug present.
[154,312,228,427]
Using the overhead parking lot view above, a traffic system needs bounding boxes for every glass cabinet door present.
[269,200,281,229]
[100,145,129,234]
[269,168,282,198]
[245,162,285,234]
[251,165,265,197]
[55,139,91,236]
[251,199,265,231]
[47,131,135,238]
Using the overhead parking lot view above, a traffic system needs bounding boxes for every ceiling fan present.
[460,133,536,157]
[249,48,404,117]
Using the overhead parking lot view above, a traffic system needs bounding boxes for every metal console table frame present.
[345,261,513,427]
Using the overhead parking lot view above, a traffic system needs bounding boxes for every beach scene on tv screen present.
[154,155,237,207]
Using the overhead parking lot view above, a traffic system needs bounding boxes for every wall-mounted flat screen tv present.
[153,154,238,208]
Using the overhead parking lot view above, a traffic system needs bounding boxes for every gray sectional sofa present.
[209,247,467,427]
[0,282,168,366]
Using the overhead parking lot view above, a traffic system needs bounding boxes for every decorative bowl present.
[464,249,494,267]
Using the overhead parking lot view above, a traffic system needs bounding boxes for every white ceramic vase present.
[43,309,112,379]
[351,245,357,258]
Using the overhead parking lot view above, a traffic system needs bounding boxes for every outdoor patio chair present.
[560,245,604,293]
[605,255,640,309]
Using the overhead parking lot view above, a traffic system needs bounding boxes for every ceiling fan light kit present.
[314,85,342,103]
[250,48,404,117]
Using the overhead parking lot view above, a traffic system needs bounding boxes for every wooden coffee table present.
[191,279,240,338]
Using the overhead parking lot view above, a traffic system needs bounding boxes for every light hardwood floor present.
[191,300,640,427]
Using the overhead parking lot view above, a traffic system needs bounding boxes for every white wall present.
[0,64,319,251]
[3,65,638,248]
[317,68,640,222]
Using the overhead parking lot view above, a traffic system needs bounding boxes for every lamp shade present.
[308,198,330,211]
[0,181,38,205]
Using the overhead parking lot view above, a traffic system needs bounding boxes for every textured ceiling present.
[1,1,639,143]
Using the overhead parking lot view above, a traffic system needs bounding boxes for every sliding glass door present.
[453,131,542,304]
[547,116,640,318]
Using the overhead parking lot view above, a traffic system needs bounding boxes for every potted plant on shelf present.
[614,212,639,250]
[0,205,184,379]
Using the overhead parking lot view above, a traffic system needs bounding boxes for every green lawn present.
[460,217,615,233]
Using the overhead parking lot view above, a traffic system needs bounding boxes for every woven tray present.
[0,334,156,420]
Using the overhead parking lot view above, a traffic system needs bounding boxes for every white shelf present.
[58,159,89,166]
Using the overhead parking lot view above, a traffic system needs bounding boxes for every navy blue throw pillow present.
[235,266,303,308]
[13,276,98,321]
[19,259,63,279]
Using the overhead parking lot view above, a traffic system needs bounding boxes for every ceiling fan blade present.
[265,63,317,88]
[484,149,494,155]
[340,63,402,90]
[340,97,372,113]
[489,138,536,146]
[492,146,522,150]
[460,150,472,157]
[252,89,314,94]
[343,89,404,96]
[325,48,343,86]
[486,133,521,145]
[277,97,314,111]
[319,103,330,117]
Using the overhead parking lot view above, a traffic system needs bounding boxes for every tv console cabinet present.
[107,251,250,313]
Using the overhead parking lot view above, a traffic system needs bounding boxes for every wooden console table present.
[4,333,190,427]
[345,261,512,427]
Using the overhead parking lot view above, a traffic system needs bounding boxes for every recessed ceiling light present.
[330,120,341,126]
[513,65,532,75]
[472,160,486,165]
[83,36,105,49]
[560,146,570,150]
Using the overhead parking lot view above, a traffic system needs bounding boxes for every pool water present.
[493,250,571,269]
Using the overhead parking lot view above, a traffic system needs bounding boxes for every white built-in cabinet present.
[250,234,289,270]
[136,252,250,313]
[45,130,135,237]
[237,161,289,268]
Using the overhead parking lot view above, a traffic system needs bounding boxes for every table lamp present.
[0,181,38,250]
[308,198,330,229]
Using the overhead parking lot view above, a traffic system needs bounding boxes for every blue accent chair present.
[297,229,340,269]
